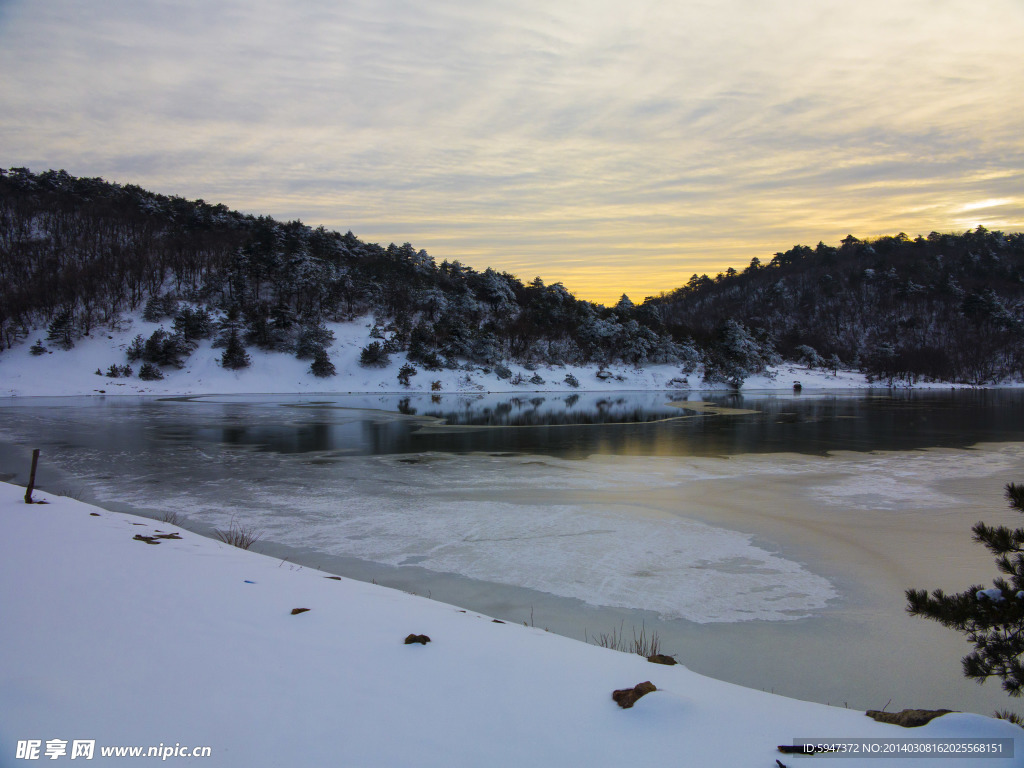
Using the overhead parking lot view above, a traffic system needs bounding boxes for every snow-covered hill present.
[1,313,877,398]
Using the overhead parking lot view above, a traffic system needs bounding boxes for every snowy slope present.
[1,483,1020,767]
[1,313,881,398]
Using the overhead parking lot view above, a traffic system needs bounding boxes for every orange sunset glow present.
[1,0,1021,305]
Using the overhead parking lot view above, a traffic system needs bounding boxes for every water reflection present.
[3,389,1023,460]
[409,394,688,426]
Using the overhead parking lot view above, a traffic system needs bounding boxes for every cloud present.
[1,0,1022,303]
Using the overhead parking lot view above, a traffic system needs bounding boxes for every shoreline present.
[3,379,1013,399]
[4,312,1020,399]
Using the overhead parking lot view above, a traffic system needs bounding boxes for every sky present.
[1,0,1022,305]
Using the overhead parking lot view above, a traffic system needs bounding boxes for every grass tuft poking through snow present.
[586,621,664,658]
[213,516,264,550]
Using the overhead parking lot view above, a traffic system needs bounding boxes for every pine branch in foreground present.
[907,484,1024,697]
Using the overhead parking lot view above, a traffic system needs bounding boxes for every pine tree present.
[141,328,191,368]
[126,334,146,362]
[397,363,417,387]
[220,328,251,370]
[213,307,251,370]
[907,483,1024,697]
[359,341,389,368]
[138,362,164,380]
[143,329,168,363]
[143,294,178,322]
[309,347,336,378]
[703,319,775,388]
[172,306,213,342]
[46,309,76,350]
[142,296,165,322]
[295,324,334,360]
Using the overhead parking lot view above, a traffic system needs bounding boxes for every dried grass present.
[213,518,264,550]
[585,621,664,658]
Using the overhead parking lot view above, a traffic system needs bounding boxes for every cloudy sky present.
[2,0,1022,304]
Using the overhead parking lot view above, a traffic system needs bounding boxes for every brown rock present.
[647,654,677,666]
[404,633,431,645]
[612,681,657,709]
[866,709,954,727]
[132,532,181,544]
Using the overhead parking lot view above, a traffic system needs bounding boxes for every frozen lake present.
[3,389,1024,715]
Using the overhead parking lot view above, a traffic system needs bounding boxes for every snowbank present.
[1,482,1019,766]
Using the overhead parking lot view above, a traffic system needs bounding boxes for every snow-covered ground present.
[1,313,886,398]
[2,482,1019,767]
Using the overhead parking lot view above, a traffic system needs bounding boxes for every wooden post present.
[24,449,40,504]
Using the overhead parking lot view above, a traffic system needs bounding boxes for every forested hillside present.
[2,167,1022,386]
[648,231,1024,385]
[0,167,693,381]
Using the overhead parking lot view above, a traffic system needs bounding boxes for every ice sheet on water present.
[258,492,836,623]
[0,404,875,624]
[807,445,1024,510]
[8,398,1024,628]
[67,446,838,624]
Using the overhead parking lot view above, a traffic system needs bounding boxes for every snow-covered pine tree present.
[794,344,823,368]
[907,483,1024,697]
[213,308,251,370]
[703,319,775,387]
